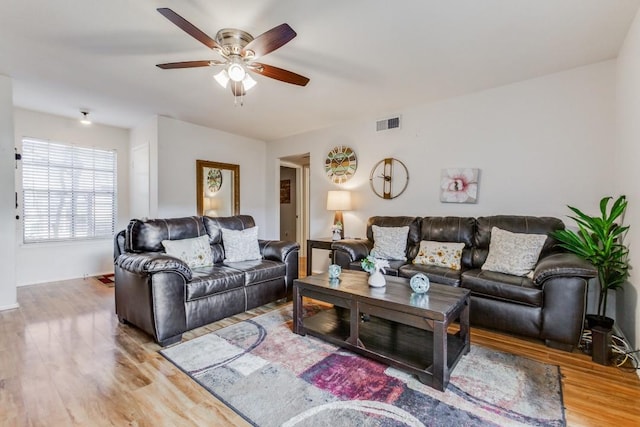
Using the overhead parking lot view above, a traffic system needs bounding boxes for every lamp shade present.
[326,190,352,211]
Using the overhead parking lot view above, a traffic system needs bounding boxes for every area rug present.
[160,305,565,426]
[93,273,114,287]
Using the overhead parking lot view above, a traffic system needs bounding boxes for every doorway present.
[279,153,310,261]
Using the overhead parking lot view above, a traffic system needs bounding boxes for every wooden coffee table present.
[293,270,470,391]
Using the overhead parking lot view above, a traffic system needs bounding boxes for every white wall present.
[13,108,130,286]
[267,61,617,273]
[0,75,17,310]
[616,7,640,349]
[156,116,268,234]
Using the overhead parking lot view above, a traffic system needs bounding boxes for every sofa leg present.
[157,334,183,347]
[545,339,574,352]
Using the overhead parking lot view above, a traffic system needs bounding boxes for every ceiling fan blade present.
[156,60,213,69]
[250,63,309,86]
[242,23,296,59]
[157,8,222,51]
[230,81,245,97]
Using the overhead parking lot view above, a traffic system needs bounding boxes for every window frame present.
[20,137,118,244]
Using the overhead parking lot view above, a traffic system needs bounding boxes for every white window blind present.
[21,138,117,243]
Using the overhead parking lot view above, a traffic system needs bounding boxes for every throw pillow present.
[370,225,409,261]
[481,227,548,277]
[413,241,465,270]
[162,235,213,269]
[221,226,262,263]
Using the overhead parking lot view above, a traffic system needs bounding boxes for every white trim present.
[0,303,19,311]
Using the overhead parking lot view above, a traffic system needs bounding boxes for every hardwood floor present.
[1,261,639,426]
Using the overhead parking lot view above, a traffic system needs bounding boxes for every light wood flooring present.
[1,259,639,426]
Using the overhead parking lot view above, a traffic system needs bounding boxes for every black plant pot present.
[585,314,614,330]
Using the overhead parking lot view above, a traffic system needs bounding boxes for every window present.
[21,138,117,243]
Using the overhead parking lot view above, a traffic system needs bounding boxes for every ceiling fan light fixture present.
[227,62,246,82]
[214,69,230,88]
[242,74,257,91]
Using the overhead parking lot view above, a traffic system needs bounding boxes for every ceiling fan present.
[156,8,310,100]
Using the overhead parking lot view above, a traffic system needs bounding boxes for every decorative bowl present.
[409,273,430,294]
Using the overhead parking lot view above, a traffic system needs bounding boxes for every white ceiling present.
[1,0,639,141]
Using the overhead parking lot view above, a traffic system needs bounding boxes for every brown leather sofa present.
[113,215,299,346]
[332,215,596,351]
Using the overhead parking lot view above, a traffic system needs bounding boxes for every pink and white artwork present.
[440,168,479,204]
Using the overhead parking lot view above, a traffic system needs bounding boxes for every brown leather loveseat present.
[332,215,596,351]
[113,215,299,346]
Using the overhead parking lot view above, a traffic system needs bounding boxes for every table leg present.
[432,319,448,392]
[293,283,304,335]
[306,240,313,276]
[347,300,361,347]
[460,296,470,354]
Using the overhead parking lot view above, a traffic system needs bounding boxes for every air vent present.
[376,116,401,132]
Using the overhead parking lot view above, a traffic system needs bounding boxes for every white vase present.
[368,269,386,287]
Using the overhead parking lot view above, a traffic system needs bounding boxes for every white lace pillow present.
[413,241,465,270]
[162,235,213,269]
[221,226,262,263]
[370,225,409,261]
[481,227,547,277]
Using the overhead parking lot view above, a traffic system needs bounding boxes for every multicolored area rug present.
[160,306,565,426]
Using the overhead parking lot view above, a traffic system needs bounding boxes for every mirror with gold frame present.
[196,160,240,216]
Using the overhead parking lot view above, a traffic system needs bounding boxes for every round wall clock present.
[325,145,357,184]
[207,168,223,193]
[369,158,409,199]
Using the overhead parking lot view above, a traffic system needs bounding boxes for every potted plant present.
[550,195,630,329]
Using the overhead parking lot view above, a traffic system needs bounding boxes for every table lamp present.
[326,190,352,239]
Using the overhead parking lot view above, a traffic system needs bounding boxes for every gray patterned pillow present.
[222,226,262,262]
[481,227,547,277]
[370,225,409,261]
[162,235,213,268]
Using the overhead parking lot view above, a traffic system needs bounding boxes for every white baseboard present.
[0,302,19,311]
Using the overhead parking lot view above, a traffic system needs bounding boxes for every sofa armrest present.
[331,239,373,269]
[533,253,597,285]
[260,240,300,263]
[115,252,192,282]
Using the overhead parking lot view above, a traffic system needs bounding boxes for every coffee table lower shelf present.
[301,307,467,389]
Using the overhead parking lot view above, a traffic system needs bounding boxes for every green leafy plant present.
[550,195,630,321]
[361,255,389,274]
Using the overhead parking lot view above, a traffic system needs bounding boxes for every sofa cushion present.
[481,227,547,277]
[413,240,465,270]
[203,215,257,263]
[461,269,543,307]
[366,216,421,259]
[126,216,206,253]
[370,225,410,261]
[225,259,286,285]
[162,235,213,268]
[399,263,462,287]
[222,226,262,262]
[186,266,245,301]
[473,216,564,268]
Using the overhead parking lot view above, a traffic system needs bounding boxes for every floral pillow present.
[221,226,262,263]
[370,225,410,261]
[413,241,465,270]
[481,227,547,277]
[162,235,213,269]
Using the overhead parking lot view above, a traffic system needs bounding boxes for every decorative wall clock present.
[369,158,409,199]
[325,145,357,184]
[207,168,223,193]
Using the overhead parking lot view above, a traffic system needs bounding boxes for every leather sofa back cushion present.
[126,216,206,253]
[473,216,564,268]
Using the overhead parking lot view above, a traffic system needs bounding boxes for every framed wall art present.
[196,160,240,216]
[440,168,479,204]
